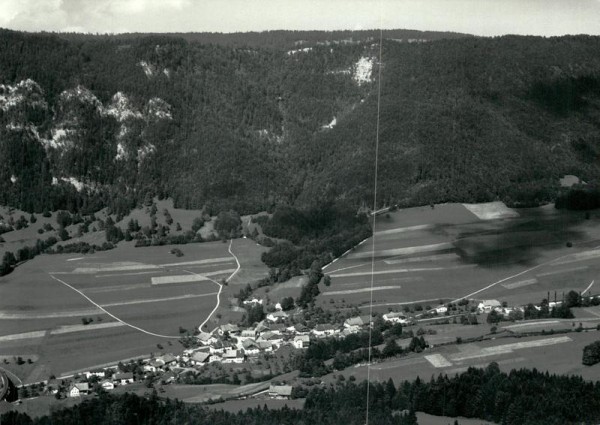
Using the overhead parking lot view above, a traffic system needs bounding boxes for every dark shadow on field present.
[447,212,590,268]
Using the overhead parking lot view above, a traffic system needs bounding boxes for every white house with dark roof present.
[68,383,89,397]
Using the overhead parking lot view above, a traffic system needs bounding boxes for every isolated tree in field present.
[214,210,242,238]
[280,297,295,311]
[323,275,331,286]
[582,341,600,365]
[163,209,173,225]
[191,217,204,233]
[58,227,70,241]
[56,210,72,228]
[487,310,502,324]
[127,219,140,232]
[3,251,16,266]
[382,338,402,357]
[245,304,265,325]
[565,290,582,308]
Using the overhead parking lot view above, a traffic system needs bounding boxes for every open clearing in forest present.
[320,203,600,313]
[0,238,266,384]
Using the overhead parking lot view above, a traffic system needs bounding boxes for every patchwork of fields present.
[2,200,600,390]
[322,203,600,312]
[0,239,266,384]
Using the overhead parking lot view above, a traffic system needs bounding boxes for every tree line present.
[5,364,600,424]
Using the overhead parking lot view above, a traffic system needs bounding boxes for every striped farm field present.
[0,238,266,384]
[325,331,600,385]
[320,203,600,313]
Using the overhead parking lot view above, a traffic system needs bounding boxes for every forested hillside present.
[1,28,600,215]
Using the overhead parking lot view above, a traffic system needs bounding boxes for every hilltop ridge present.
[0,29,599,216]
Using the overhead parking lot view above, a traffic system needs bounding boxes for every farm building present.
[435,305,448,314]
[217,324,240,336]
[312,324,340,338]
[477,300,502,313]
[197,332,217,346]
[269,384,293,399]
[222,349,244,364]
[560,174,585,187]
[191,351,211,365]
[161,372,176,384]
[259,331,283,344]
[210,340,236,354]
[113,372,134,385]
[46,379,61,395]
[256,341,273,352]
[242,340,261,356]
[142,364,157,373]
[100,380,114,391]
[240,329,257,339]
[255,322,272,334]
[157,353,177,366]
[266,311,288,323]
[149,359,163,369]
[84,370,105,379]
[344,315,372,328]
[383,312,408,324]
[288,323,310,334]
[269,323,287,334]
[68,383,89,397]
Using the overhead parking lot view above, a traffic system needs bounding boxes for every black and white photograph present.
[1,1,600,424]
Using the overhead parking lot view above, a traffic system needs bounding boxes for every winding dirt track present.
[46,239,241,338]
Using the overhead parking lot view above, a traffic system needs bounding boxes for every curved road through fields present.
[186,238,241,332]
[47,239,242,339]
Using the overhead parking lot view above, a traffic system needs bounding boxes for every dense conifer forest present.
[1,29,600,216]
